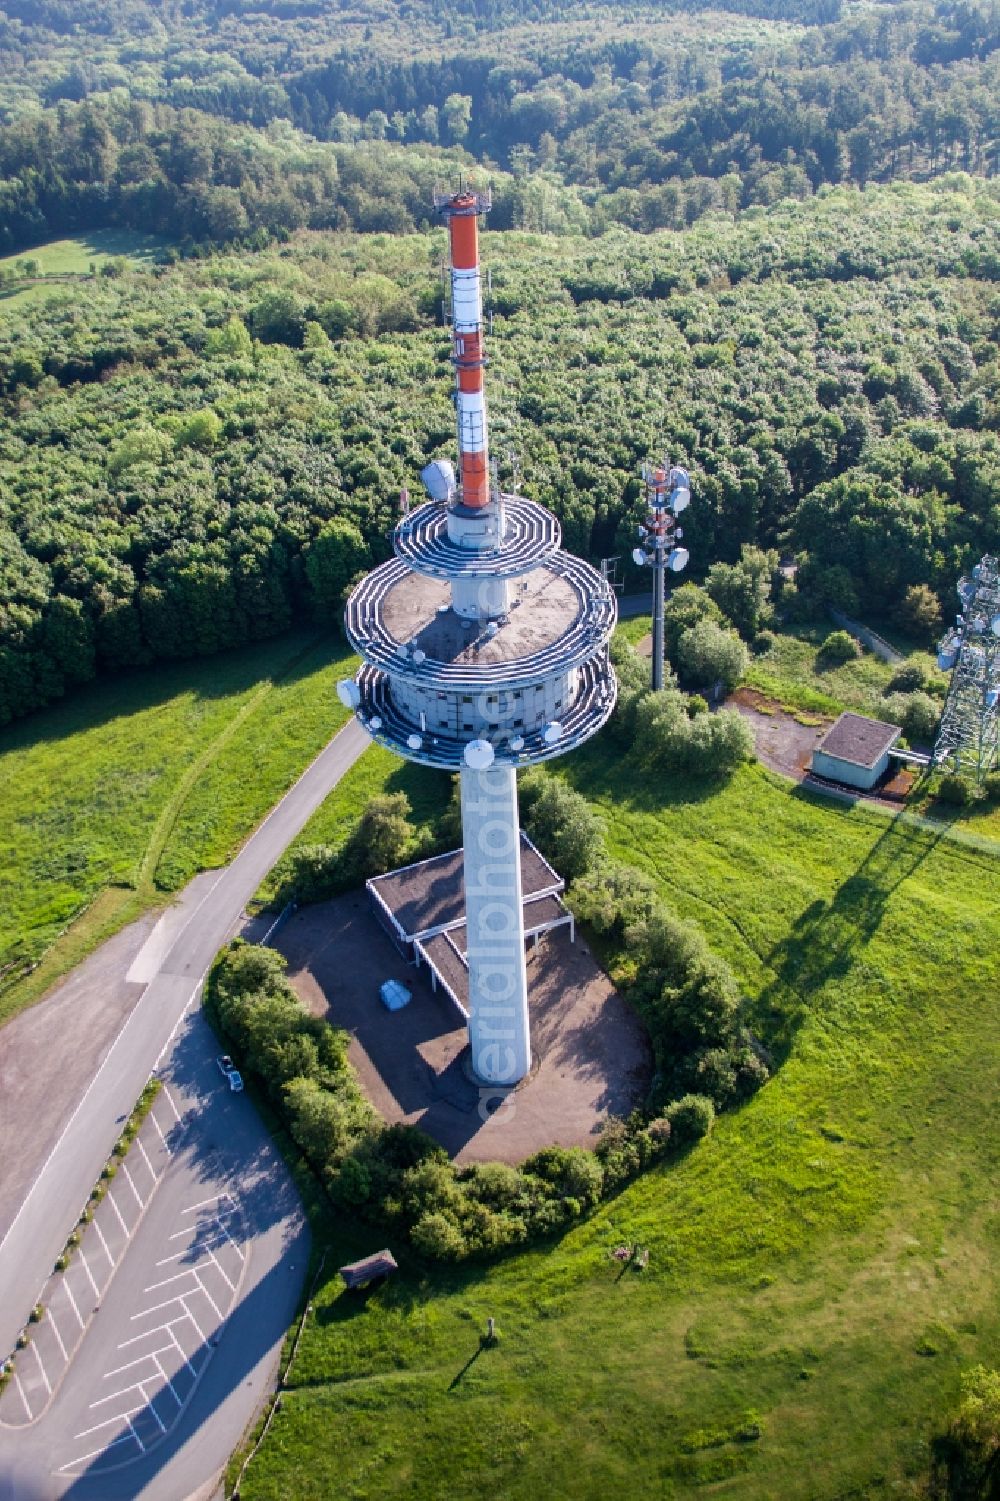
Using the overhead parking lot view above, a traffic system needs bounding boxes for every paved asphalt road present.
[0,718,368,1423]
[0,1007,307,1501]
[617,592,651,620]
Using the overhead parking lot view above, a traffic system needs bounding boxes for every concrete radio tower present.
[338,187,617,1087]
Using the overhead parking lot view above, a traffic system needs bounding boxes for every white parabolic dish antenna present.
[632,546,646,566]
[543,721,563,745]
[464,738,495,769]
[336,679,361,710]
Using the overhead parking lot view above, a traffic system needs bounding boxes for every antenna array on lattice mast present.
[932,555,1000,789]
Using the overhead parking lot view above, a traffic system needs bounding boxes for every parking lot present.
[0,1007,303,1501]
[57,1189,244,1475]
[0,1081,184,1429]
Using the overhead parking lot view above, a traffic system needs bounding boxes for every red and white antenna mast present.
[434,185,493,510]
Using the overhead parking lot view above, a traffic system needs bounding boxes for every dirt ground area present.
[276,892,651,1164]
[731,687,830,779]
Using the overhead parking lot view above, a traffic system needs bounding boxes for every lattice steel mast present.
[933,555,1000,789]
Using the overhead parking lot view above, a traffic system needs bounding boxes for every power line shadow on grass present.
[755,808,947,1065]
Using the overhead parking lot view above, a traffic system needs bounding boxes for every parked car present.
[216,1055,243,1091]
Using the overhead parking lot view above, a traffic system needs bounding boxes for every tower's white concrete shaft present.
[461,765,531,1083]
[340,187,617,1085]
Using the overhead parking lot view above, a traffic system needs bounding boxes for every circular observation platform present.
[345,553,617,691]
[394,495,560,580]
[355,654,617,770]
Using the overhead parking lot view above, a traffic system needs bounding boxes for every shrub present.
[879,690,939,743]
[662,583,724,661]
[817,629,859,666]
[753,629,777,655]
[663,1093,716,1147]
[677,620,750,693]
[938,773,971,806]
[887,662,927,694]
[520,774,604,880]
[896,582,942,638]
[523,1146,605,1209]
[704,546,777,640]
[411,1210,467,1261]
[571,864,658,936]
[984,772,1000,804]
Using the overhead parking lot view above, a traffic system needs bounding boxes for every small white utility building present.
[810,711,901,791]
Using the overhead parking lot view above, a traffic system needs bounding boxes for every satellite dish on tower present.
[420,459,457,503]
[670,488,690,514]
[543,721,563,745]
[464,739,495,769]
[667,547,690,573]
[632,547,647,567]
[407,733,423,751]
[336,679,361,710]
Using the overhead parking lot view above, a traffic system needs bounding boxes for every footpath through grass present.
[233,752,1000,1501]
[0,631,353,1024]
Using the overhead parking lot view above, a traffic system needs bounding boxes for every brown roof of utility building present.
[814,711,901,768]
[369,834,561,941]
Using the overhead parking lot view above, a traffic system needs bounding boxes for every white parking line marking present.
[47,1306,69,1363]
[90,1382,143,1409]
[192,1269,223,1320]
[144,1269,195,1295]
[203,1243,235,1293]
[62,1276,85,1331]
[31,1341,52,1397]
[105,1347,172,1378]
[78,1246,101,1301]
[178,1294,205,1342]
[130,1295,185,1321]
[58,1432,134,1471]
[160,1084,181,1122]
[157,1232,226,1265]
[118,1322,174,1350]
[168,1326,197,1379]
[106,1192,129,1235]
[136,1137,158,1180]
[140,1384,167,1434]
[121,1162,144,1211]
[92,1215,114,1267]
[153,1353,182,1407]
[181,1192,230,1216]
[126,1414,146,1453]
[15,1373,31,1422]
[74,1406,144,1441]
[216,1218,245,1262]
[149,1111,172,1152]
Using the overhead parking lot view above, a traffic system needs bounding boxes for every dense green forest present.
[2,178,999,723]
[0,0,998,726]
[0,0,998,247]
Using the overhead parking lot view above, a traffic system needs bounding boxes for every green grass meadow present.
[234,749,1000,1501]
[0,631,352,1020]
[0,230,165,309]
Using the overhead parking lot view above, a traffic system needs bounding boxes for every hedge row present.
[205,941,714,1263]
